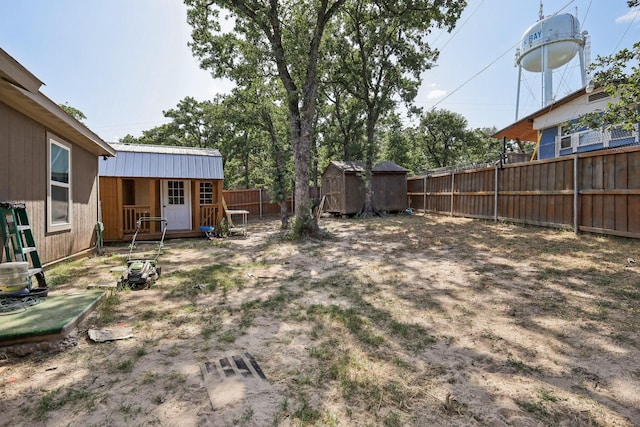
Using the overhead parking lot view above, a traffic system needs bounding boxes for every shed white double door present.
[162,180,192,231]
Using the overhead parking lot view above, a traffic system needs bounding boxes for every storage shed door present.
[324,174,341,213]
[162,180,192,230]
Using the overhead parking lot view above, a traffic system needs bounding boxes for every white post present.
[515,65,523,121]
[542,42,553,107]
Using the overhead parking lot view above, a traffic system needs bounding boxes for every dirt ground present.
[1,214,639,426]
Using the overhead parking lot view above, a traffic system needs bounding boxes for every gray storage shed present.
[321,161,408,215]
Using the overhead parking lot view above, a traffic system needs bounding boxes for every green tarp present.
[0,291,104,343]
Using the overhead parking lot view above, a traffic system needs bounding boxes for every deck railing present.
[123,205,151,234]
[200,205,218,226]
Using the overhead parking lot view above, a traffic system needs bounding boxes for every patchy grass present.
[32,387,104,421]
[45,260,96,288]
[3,215,639,426]
[95,292,121,326]
[163,262,242,298]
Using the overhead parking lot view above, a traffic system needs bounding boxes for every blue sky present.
[1,0,638,142]
[421,0,639,130]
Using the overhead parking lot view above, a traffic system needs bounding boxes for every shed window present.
[167,181,185,205]
[48,134,72,232]
[200,182,214,205]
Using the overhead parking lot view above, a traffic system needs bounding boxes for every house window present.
[557,126,606,153]
[200,182,214,205]
[557,122,640,154]
[578,129,602,147]
[560,127,572,149]
[608,125,636,141]
[48,134,72,232]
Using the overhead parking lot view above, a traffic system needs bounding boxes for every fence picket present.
[407,146,640,239]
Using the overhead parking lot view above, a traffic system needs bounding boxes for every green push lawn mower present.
[117,217,168,290]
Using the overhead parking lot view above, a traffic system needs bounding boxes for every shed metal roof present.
[329,160,408,173]
[374,161,408,173]
[99,143,224,179]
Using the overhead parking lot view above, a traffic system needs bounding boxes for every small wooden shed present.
[99,143,224,242]
[321,161,408,215]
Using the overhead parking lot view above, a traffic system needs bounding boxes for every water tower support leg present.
[578,45,586,87]
[515,66,522,121]
[543,46,553,106]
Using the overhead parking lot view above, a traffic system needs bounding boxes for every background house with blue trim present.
[494,86,639,160]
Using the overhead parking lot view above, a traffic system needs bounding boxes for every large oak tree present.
[185,0,469,230]
[186,0,346,235]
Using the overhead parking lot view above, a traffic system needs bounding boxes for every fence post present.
[450,171,455,216]
[259,188,263,218]
[494,165,499,222]
[574,153,579,234]
[423,176,427,214]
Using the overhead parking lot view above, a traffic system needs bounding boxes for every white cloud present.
[427,89,447,100]
[615,8,640,23]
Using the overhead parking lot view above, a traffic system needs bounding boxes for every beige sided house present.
[0,48,115,265]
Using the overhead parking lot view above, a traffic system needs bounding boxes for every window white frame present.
[200,182,214,205]
[556,124,639,155]
[47,134,72,232]
[608,125,638,142]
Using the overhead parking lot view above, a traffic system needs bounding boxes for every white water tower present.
[514,5,589,119]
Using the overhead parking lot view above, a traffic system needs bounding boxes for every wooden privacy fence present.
[407,145,640,239]
[223,187,321,218]
[222,189,286,217]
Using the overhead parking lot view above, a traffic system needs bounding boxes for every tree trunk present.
[242,131,250,188]
[280,200,288,229]
[264,109,289,230]
[270,0,345,236]
[362,113,376,215]
[294,115,312,221]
